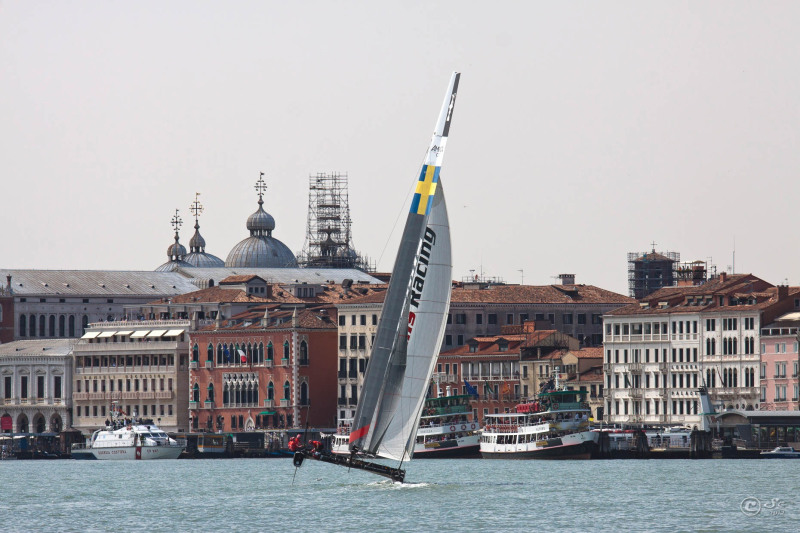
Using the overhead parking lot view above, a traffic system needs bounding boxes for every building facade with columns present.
[72,321,191,433]
[603,273,800,428]
[0,339,74,433]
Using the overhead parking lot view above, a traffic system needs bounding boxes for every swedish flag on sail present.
[410,164,440,215]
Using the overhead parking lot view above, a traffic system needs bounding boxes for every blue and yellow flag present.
[409,164,440,215]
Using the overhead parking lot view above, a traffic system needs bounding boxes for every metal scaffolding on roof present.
[297,172,374,271]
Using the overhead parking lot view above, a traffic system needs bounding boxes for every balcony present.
[189,401,198,409]
[155,391,173,400]
[348,370,358,378]
[280,358,289,366]
[280,399,289,407]
[337,397,348,406]
[204,361,213,369]
[338,371,347,379]
[190,361,198,369]
[204,401,213,409]
[263,399,273,408]
[265,360,273,367]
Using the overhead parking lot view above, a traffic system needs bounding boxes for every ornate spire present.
[189,192,206,253]
[255,172,267,207]
[167,209,186,261]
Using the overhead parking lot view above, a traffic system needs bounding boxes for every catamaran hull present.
[71,445,184,460]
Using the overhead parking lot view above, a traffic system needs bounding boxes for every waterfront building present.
[72,320,190,433]
[759,312,800,411]
[603,273,800,428]
[334,279,630,424]
[0,270,200,343]
[0,339,74,433]
[189,306,338,432]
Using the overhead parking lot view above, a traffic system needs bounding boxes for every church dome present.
[167,242,187,258]
[155,259,192,272]
[184,251,225,268]
[224,173,297,268]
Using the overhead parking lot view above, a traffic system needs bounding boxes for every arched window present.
[29,315,36,337]
[19,315,26,337]
[234,384,241,405]
[258,342,264,364]
[81,315,88,336]
[58,315,65,337]
[254,384,259,405]
[40,315,46,337]
[283,341,290,359]
[207,383,215,403]
[192,344,199,362]
[68,315,75,337]
[217,343,223,365]
[49,315,56,337]
[223,384,229,406]
[192,383,200,402]
[267,342,274,361]
[299,341,308,364]
[207,344,214,362]
[283,380,290,400]
[268,382,274,400]
[300,382,308,405]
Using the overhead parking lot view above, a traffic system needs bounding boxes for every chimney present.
[190,311,198,331]
[558,274,575,285]
[6,275,11,291]
[292,307,299,328]
[260,307,270,327]
[778,285,789,300]
[720,272,727,282]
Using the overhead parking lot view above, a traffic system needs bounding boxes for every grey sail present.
[349,72,458,462]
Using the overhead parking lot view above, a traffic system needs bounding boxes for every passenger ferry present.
[330,395,481,458]
[480,380,598,459]
[415,394,480,458]
[71,409,184,460]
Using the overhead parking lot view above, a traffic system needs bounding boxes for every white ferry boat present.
[480,381,598,459]
[71,411,184,460]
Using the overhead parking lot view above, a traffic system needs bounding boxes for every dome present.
[155,259,192,272]
[189,229,206,250]
[246,204,275,233]
[225,236,298,268]
[225,173,297,268]
[183,252,225,268]
[167,242,187,258]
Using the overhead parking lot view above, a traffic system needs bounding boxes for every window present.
[506,314,514,325]
[457,335,464,345]
[339,335,347,349]
[350,315,356,326]
[372,315,378,325]
[445,335,452,346]
[455,314,466,324]
[591,314,602,325]
[338,315,345,326]
[360,315,366,326]
[283,341,290,358]
[476,314,483,325]
[563,314,573,325]
[577,314,586,325]
[488,314,497,325]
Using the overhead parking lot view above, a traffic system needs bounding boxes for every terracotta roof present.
[607,274,800,316]
[633,252,675,262]
[220,274,264,284]
[570,347,604,359]
[158,287,271,305]
[339,283,631,306]
[197,306,337,332]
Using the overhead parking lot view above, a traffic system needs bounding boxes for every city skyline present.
[3,2,800,295]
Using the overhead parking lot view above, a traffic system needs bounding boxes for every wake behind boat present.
[292,72,460,482]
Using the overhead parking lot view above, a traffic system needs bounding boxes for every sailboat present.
[292,72,459,482]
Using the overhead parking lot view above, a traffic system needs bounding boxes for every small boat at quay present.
[71,408,184,460]
[760,446,800,459]
[480,375,598,459]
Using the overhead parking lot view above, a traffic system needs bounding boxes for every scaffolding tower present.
[297,172,374,271]
[627,249,680,299]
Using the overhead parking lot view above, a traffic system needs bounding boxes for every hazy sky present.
[3,1,800,295]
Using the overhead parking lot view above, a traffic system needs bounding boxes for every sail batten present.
[350,72,459,462]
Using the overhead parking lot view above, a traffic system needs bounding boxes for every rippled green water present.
[1,458,798,532]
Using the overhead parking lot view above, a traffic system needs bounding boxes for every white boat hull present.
[481,430,599,459]
[72,445,184,460]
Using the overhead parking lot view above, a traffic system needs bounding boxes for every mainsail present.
[349,72,459,462]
